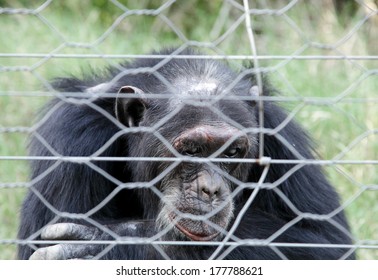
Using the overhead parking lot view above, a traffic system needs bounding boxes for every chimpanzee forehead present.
[168,76,225,109]
[187,81,218,94]
[174,76,218,93]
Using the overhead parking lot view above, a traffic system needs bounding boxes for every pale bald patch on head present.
[169,77,219,107]
[190,82,217,93]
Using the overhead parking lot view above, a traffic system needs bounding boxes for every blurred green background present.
[0,0,377,259]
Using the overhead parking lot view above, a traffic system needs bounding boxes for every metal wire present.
[0,0,377,260]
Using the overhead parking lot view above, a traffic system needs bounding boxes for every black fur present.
[18,48,354,259]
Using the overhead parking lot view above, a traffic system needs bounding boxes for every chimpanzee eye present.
[183,146,201,156]
[224,147,240,158]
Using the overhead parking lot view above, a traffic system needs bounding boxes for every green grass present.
[0,1,377,259]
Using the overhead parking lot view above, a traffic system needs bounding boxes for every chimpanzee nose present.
[195,171,224,200]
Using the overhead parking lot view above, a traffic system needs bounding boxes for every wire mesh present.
[0,0,377,260]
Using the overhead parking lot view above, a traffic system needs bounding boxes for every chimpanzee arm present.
[29,221,156,260]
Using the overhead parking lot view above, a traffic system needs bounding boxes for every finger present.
[29,244,67,260]
[29,244,97,260]
[41,223,97,240]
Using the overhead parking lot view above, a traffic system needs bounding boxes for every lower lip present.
[169,214,220,241]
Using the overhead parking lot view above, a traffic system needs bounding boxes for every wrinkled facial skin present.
[152,124,252,242]
[157,168,234,241]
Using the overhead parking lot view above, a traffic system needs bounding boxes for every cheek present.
[157,175,183,208]
[232,163,251,182]
[156,180,182,227]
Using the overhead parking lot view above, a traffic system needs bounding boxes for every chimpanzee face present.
[115,84,257,241]
[156,122,252,241]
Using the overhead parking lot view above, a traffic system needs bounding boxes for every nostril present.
[201,186,220,199]
[201,187,211,197]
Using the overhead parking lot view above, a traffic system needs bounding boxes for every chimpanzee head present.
[114,59,258,242]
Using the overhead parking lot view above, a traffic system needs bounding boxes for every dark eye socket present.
[223,147,240,158]
[183,146,201,156]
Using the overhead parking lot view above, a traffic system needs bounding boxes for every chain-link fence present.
[0,0,377,260]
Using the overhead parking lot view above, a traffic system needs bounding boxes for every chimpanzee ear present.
[115,86,147,127]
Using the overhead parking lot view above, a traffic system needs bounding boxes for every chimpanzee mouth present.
[174,221,220,241]
[169,213,221,241]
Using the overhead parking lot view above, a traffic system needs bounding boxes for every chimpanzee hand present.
[29,221,155,260]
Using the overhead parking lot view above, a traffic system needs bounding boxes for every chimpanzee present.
[17,48,354,260]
